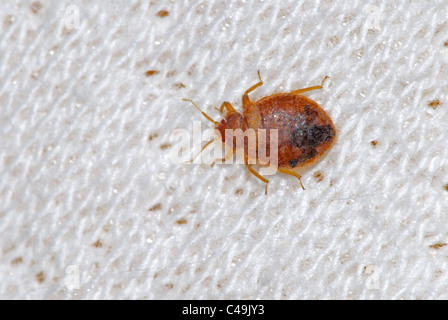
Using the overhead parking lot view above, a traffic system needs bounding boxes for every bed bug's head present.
[216,112,244,142]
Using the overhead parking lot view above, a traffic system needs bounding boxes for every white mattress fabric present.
[1,0,448,299]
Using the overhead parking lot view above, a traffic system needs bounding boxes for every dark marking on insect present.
[182,72,336,194]
[300,147,318,163]
[304,104,319,122]
[304,105,311,114]
[291,124,335,148]
[289,159,299,168]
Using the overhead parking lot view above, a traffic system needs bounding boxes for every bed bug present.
[182,71,336,194]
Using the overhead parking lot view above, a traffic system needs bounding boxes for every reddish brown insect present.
[183,71,336,194]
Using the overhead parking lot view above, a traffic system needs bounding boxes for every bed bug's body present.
[217,93,335,170]
[183,72,336,194]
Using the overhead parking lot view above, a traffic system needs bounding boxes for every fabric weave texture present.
[1,0,448,299]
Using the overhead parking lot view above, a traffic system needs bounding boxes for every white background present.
[1,0,448,299]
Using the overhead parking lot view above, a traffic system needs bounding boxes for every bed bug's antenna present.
[182,98,220,164]
[182,99,219,126]
[184,138,215,164]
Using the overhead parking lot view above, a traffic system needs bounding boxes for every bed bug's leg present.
[211,148,233,167]
[278,169,305,190]
[245,157,269,194]
[242,70,263,107]
[290,76,329,95]
[215,101,236,114]
[182,98,220,125]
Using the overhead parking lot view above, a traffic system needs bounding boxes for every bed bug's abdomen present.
[255,93,336,169]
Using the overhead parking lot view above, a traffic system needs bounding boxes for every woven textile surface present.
[1,0,448,299]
